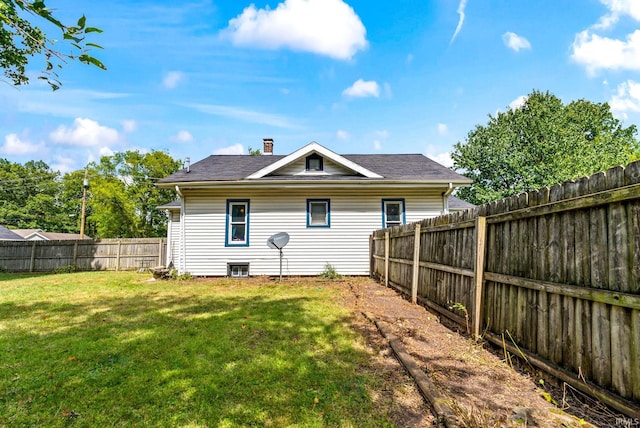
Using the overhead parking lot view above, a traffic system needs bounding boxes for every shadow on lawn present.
[0,288,393,427]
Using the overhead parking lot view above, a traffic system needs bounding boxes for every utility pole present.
[80,171,89,239]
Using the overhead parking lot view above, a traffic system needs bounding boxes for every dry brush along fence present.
[370,162,640,418]
[0,238,166,272]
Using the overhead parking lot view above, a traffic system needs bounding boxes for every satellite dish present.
[267,232,289,250]
[267,232,290,281]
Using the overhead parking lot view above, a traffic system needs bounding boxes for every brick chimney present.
[263,138,273,155]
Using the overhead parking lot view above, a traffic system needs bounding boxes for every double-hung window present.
[307,199,330,228]
[226,200,249,246]
[382,199,405,228]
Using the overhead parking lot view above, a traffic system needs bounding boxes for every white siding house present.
[158,141,472,276]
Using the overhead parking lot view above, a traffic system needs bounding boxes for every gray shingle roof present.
[157,200,181,209]
[13,229,90,240]
[449,196,476,210]
[158,153,470,184]
[343,154,467,182]
[0,225,25,240]
[160,155,284,183]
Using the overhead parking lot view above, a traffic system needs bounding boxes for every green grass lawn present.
[0,272,394,427]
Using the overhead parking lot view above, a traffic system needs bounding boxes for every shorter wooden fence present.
[0,238,166,272]
[371,162,640,418]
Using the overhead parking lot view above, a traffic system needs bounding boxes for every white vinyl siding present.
[176,188,443,276]
[167,210,181,266]
[272,156,355,176]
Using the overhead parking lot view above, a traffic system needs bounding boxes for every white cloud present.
[572,1,640,73]
[594,0,640,29]
[502,32,531,52]
[437,123,448,135]
[172,130,194,143]
[0,134,45,155]
[572,30,640,73]
[342,79,380,98]
[163,71,185,89]
[609,80,640,118]
[50,155,76,173]
[373,140,382,150]
[214,144,245,155]
[450,0,467,44]
[406,53,414,65]
[375,129,389,138]
[50,118,121,147]
[593,13,619,30]
[221,0,367,60]
[99,147,115,157]
[509,95,528,110]
[122,120,137,133]
[336,129,349,140]
[427,151,453,168]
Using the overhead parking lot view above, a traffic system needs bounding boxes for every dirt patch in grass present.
[324,278,622,428]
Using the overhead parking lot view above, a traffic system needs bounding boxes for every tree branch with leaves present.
[0,0,105,90]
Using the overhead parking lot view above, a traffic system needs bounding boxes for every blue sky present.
[2,0,640,173]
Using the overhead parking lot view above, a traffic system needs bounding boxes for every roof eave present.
[159,179,472,189]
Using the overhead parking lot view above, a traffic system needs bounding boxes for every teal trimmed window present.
[307,199,330,228]
[382,199,405,228]
[226,200,250,246]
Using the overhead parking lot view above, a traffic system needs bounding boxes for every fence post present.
[73,241,78,267]
[369,235,373,277]
[473,216,487,340]
[116,240,121,271]
[384,231,390,287]
[411,224,421,304]
[29,241,36,272]
[158,239,163,266]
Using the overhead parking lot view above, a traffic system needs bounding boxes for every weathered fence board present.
[370,161,640,416]
[0,238,167,272]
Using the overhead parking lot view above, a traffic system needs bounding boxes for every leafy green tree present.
[0,151,181,238]
[1,0,105,90]
[87,150,182,238]
[85,173,137,238]
[248,147,261,156]
[0,158,76,231]
[452,90,640,205]
[58,169,91,235]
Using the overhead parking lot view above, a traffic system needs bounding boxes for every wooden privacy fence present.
[0,238,166,272]
[371,162,640,417]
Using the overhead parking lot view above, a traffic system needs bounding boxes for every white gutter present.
[442,182,454,215]
[158,180,472,190]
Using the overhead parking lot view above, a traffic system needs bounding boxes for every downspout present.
[175,185,186,274]
[442,183,454,215]
[165,209,172,267]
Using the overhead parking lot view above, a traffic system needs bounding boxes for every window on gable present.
[307,199,330,227]
[226,200,249,246]
[382,199,405,228]
[306,153,323,171]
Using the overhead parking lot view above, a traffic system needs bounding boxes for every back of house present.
[157,140,472,276]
